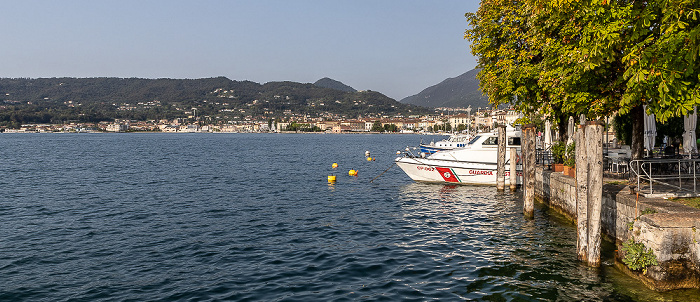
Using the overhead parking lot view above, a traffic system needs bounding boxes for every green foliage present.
[513,115,545,132]
[670,197,700,210]
[465,0,700,131]
[371,121,384,132]
[564,141,576,167]
[621,238,658,274]
[433,123,453,132]
[551,141,566,164]
[383,123,398,132]
[285,122,320,132]
[640,208,657,216]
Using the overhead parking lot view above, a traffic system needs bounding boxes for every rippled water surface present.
[2,133,699,301]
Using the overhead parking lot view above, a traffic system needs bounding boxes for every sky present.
[0,0,480,101]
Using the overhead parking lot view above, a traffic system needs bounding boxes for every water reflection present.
[395,182,700,301]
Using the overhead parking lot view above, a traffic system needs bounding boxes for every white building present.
[106,123,128,132]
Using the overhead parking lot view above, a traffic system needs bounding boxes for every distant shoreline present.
[1,131,449,135]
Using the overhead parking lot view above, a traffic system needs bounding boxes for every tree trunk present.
[630,105,645,161]
[558,116,568,142]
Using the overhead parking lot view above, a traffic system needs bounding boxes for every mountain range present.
[0,70,490,127]
[399,69,489,109]
[0,77,431,127]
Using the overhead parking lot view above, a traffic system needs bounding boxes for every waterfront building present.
[448,114,471,129]
[105,123,128,132]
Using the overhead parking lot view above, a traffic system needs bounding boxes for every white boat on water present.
[419,133,473,154]
[396,128,523,185]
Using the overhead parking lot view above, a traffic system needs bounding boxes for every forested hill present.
[0,77,430,127]
[400,69,489,108]
[313,78,356,93]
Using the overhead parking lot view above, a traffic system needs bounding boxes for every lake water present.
[1,133,699,301]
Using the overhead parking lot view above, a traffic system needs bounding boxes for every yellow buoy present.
[328,175,337,182]
[348,169,357,176]
[332,163,338,169]
[366,157,372,161]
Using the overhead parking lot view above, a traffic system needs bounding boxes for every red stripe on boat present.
[435,167,459,182]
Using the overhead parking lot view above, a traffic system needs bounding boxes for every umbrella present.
[567,116,575,145]
[643,105,657,157]
[544,120,552,149]
[683,106,698,156]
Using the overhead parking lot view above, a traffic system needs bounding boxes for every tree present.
[371,120,384,132]
[466,0,700,160]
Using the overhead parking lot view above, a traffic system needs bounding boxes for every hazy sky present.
[0,0,480,100]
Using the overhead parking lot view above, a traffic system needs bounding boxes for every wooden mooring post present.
[497,125,506,191]
[575,120,604,267]
[523,124,536,218]
[509,147,517,191]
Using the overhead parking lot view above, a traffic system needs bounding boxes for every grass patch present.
[669,197,700,210]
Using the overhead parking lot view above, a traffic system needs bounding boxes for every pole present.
[575,124,588,262]
[586,121,604,267]
[523,124,536,218]
[497,125,506,191]
[510,147,518,191]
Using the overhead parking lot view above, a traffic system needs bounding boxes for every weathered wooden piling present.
[509,147,517,191]
[586,121,604,267]
[575,124,588,262]
[497,125,506,191]
[523,124,536,218]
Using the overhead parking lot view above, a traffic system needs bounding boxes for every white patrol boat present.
[419,133,473,154]
[395,128,523,185]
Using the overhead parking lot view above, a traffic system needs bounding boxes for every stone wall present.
[534,167,700,291]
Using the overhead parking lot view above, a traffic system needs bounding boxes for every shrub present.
[621,238,658,274]
[551,141,566,164]
[564,141,576,167]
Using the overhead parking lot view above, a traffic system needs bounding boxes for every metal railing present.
[630,158,700,196]
[536,149,554,166]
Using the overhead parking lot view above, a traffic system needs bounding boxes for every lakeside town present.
[2,106,524,134]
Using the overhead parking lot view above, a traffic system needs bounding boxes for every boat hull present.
[395,156,522,186]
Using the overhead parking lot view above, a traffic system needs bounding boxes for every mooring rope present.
[369,162,396,183]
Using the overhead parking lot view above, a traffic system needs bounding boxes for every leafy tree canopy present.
[465,0,700,123]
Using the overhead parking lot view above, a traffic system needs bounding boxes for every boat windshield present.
[448,135,467,142]
[468,136,481,145]
[508,137,521,146]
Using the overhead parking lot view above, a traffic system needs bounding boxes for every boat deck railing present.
[630,158,700,197]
